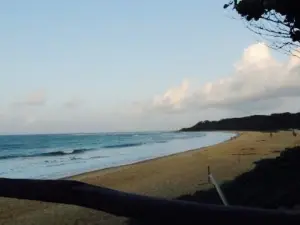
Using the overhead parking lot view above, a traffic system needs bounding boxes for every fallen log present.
[0,178,299,225]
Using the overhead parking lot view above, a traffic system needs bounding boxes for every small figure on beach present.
[293,129,297,137]
[270,132,273,138]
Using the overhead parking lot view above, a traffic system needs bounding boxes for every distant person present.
[293,130,297,137]
[270,132,273,138]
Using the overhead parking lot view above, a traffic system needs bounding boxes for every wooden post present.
[207,165,211,183]
[208,165,229,206]
[208,174,229,206]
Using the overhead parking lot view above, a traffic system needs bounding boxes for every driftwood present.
[0,178,300,225]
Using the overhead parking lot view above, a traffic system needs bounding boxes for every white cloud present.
[142,43,300,115]
[63,97,84,109]
[152,79,190,111]
[0,90,47,133]
[2,43,300,134]
[14,90,47,106]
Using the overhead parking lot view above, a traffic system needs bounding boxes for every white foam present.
[0,132,236,179]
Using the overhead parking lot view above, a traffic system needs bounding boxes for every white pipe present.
[208,174,229,206]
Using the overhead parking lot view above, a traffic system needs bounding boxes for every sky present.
[0,0,299,134]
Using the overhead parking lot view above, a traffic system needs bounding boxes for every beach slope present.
[0,131,299,225]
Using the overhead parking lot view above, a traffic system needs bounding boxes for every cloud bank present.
[63,97,84,109]
[14,90,47,107]
[143,43,300,115]
[2,43,300,134]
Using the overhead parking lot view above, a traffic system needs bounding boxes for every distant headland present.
[180,112,300,132]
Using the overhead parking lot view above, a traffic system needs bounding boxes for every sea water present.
[0,131,236,179]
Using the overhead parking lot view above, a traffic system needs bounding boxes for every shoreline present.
[69,131,293,197]
[0,131,236,180]
[1,131,299,225]
[67,131,239,180]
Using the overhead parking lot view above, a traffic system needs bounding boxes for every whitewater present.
[0,131,236,179]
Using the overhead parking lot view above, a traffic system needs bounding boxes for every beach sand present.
[1,131,300,225]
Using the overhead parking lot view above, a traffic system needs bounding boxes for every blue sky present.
[0,1,299,134]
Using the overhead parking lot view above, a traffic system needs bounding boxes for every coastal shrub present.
[128,146,300,225]
[178,146,300,208]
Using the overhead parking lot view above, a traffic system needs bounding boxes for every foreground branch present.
[0,178,300,224]
[224,0,300,54]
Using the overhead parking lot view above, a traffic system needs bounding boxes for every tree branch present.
[1,178,300,224]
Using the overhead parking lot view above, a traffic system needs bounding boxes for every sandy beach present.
[1,131,300,225]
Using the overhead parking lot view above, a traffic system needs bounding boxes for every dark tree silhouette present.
[224,0,300,55]
[180,112,300,132]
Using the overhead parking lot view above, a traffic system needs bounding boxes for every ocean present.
[0,131,236,179]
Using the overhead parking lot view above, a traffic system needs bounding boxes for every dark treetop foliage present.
[224,0,300,55]
[180,112,300,131]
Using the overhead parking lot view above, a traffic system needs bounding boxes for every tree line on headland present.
[180,112,300,132]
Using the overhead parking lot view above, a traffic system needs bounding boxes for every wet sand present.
[1,131,299,225]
